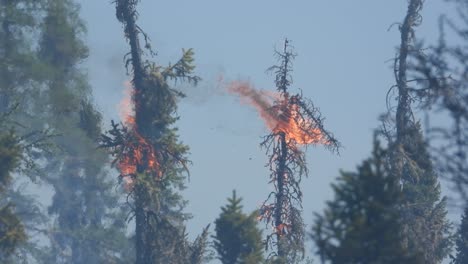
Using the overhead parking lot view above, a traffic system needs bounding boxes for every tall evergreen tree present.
[383,1,452,262]
[0,0,45,114]
[0,1,57,262]
[452,207,468,264]
[102,1,209,263]
[213,191,264,264]
[311,136,423,264]
[37,1,133,263]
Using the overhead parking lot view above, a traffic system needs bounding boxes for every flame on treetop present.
[228,81,328,145]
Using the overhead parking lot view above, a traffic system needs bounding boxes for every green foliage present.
[39,0,88,71]
[452,207,468,264]
[311,136,423,264]
[0,132,21,189]
[0,131,26,260]
[0,204,26,260]
[29,1,134,263]
[398,125,453,263]
[0,0,46,111]
[213,191,264,264]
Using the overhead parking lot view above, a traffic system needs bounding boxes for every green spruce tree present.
[384,1,452,262]
[102,1,209,263]
[213,191,264,264]
[311,136,423,264]
[37,1,133,263]
[0,1,57,262]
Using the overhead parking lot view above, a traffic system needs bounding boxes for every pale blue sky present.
[80,0,455,262]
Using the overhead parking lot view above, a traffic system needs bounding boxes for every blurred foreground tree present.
[311,136,423,264]
[0,0,56,262]
[382,1,452,262]
[37,0,133,263]
[408,0,468,206]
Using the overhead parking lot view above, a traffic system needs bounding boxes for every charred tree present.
[383,1,452,263]
[102,1,208,263]
[257,40,339,263]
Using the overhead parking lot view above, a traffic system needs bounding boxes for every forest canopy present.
[0,0,467,263]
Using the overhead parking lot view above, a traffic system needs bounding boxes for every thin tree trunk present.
[275,132,287,259]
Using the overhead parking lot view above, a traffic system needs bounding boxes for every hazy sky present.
[79,0,455,262]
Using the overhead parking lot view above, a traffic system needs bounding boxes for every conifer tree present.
[253,40,339,263]
[213,191,264,264]
[452,207,468,264]
[102,1,209,263]
[311,136,423,264]
[383,1,452,262]
[37,1,133,263]
[0,0,45,114]
[0,1,56,262]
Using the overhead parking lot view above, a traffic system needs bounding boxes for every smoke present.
[227,81,279,132]
[174,65,226,105]
[118,81,135,125]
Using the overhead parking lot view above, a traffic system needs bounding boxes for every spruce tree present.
[102,1,209,263]
[453,207,468,264]
[0,0,45,114]
[384,1,452,262]
[37,1,132,263]
[213,191,264,264]
[248,40,339,263]
[311,136,423,264]
[0,1,56,262]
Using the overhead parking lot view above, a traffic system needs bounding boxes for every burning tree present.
[101,0,208,263]
[230,40,340,262]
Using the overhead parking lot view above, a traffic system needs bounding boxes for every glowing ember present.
[275,223,289,236]
[228,81,327,145]
[116,81,161,186]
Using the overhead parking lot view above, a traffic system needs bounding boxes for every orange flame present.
[117,82,162,189]
[228,81,326,145]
